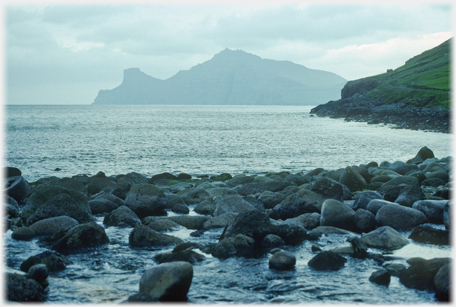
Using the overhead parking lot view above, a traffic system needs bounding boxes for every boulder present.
[111,172,149,199]
[145,219,181,232]
[171,203,189,214]
[213,196,257,216]
[361,226,409,250]
[86,176,116,196]
[5,195,20,218]
[382,185,403,202]
[353,209,376,233]
[443,202,450,230]
[308,251,347,271]
[5,176,31,202]
[375,203,427,230]
[225,174,255,187]
[165,193,187,209]
[320,199,355,231]
[49,177,86,194]
[169,182,193,194]
[366,199,396,215]
[5,166,22,178]
[369,269,391,286]
[421,178,447,187]
[381,176,419,188]
[167,215,210,230]
[206,187,239,202]
[399,257,450,291]
[183,189,210,205]
[29,216,79,237]
[129,225,182,247]
[409,225,449,245]
[394,185,425,207]
[125,184,168,218]
[6,273,46,302]
[89,197,119,215]
[27,264,49,283]
[258,191,287,209]
[269,251,296,270]
[412,200,447,223]
[293,212,321,230]
[269,190,323,220]
[434,264,450,301]
[154,250,205,264]
[203,212,237,229]
[352,191,383,210]
[339,166,367,191]
[26,193,95,225]
[262,234,285,248]
[12,227,35,241]
[384,263,406,277]
[243,195,266,212]
[150,172,178,183]
[20,251,70,273]
[389,161,418,175]
[304,177,350,201]
[194,199,216,215]
[225,209,273,242]
[52,222,109,254]
[139,261,193,301]
[424,169,449,182]
[307,226,358,239]
[415,146,435,160]
[272,219,308,246]
[211,234,255,258]
[103,205,141,227]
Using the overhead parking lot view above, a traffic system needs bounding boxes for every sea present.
[3,104,453,304]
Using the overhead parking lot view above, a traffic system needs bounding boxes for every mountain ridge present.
[92,49,347,105]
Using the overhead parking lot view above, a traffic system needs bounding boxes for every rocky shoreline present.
[5,146,452,303]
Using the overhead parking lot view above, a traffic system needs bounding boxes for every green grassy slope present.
[358,38,451,108]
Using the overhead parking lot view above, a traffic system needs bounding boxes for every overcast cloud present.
[4,1,453,105]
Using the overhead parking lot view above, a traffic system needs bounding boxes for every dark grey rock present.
[320,199,355,231]
[352,191,383,210]
[361,226,409,250]
[213,196,256,216]
[103,205,141,227]
[183,188,210,205]
[6,273,46,302]
[353,208,376,233]
[412,200,447,222]
[384,263,406,276]
[27,264,49,283]
[376,203,427,230]
[6,176,31,202]
[52,222,110,254]
[399,257,450,291]
[409,225,449,245]
[194,199,216,215]
[258,191,287,209]
[12,227,35,241]
[270,190,323,220]
[394,185,425,207]
[369,269,391,286]
[269,251,296,270]
[125,183,168,218]
[29,216,79,237]
[434,264,450,301]
[262,234,285,248]
[129,225,182,247]
[20,251,70,273]
[294,212,321,230]
[339,166,367,192]
[308,251,347,271]
[305,177,350,201]
[86,176,116,196]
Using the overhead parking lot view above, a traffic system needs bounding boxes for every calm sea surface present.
[4,105,452,304]
[5,105,452,182]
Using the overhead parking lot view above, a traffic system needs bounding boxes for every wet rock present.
[126,292,157,302]
[206,187,239,202]
[172,203,190,214]
[12,226,35,241]
[320,199,355,231]
[26,193,95,225]
[225,174,255,187]
[353,209,376,233]
[269,251,296,270]
[347,236,368,257]
[272,219,308,246]
[369,269,391,286]
[236,180,291,196]
[183,188,210,205]
[20,251,70,272]
[111,172,148,199]
[390,161,418,175]
[384,263,406,276]
[304,177,350,201]
[27,264,49,283]
[5,195,20,218]
[242,195,266,212]
[52,222,109,254]
[165,193,186,209]
[307,226,357,239]
[224,209,274,242]
[29,216,79,237]
[375,203,427,230]
[49,177,86,194]
[293,212,321,230]
[339,166,367,192]
[21,184,89,222]
[361,226,409,250]
[129,225,182,247]
[6,273,46,302]
[416,146,435,160]
[258,191,287,209]
[203,212,237,229]
[103,205,141,227]
[194,199,216,215]
[139,261,193,301]
[86,176,116,196]
[213,196,257,216]
[366,199,395,215]
[89,196,119,214]
[399,257,450,291]
[169,182,193,193]
[6,176,31,202]
[421,178,447,187]
[434,264,450,301]
[145,218,181,231]
[382,185,403,202]
[125,183,168,218]
[443,202,450,230]
[308,251,347,271]
[409,225,449,245]
[412,200,447,223]
[5,166,22,178]
[211,234,255,258]
[168,215,210,230]
[352,191,383,210]
[269,190,323,220]
[394,185,425,207]
[381,176,419,188]
[262,234,285,248]
[154,250,205,264]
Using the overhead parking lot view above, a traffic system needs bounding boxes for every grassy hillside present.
[358,38,451,108]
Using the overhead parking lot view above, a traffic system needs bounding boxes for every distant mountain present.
[92,49,347,105]
[311,38,451,132]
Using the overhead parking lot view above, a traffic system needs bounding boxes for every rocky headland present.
[311,39,451,133]
[5,146,452,303]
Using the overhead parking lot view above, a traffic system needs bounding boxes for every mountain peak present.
[212,48,261,62]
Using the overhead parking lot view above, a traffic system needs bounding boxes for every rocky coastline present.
[5,146,452,303]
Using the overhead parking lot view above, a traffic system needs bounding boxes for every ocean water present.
[5,105,452,182]
[4,105,452,304]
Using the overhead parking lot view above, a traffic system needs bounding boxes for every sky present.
[3,0,454,105]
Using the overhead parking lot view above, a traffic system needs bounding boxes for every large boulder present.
[103,205,141,227]
[26,193,95,225]
[52,222,109,254]
[415,146,435,160]
[139,261,193,301]
[213,196,257,217]
[5,195,20,218]
[369,269,391,286]
[361,226,409,250]
[125,184,168,218]
[111,172,149,199]
[353,209,376,233]
[167,215,210,230]
[225,209,274,242]
[381,176,419,188]
[258,191,287,209]
[304,177,350,201]
[6,273,46,302]
[20,251,70,272]
[194,199,216,215]
[12,227,35,241]
[27,264,49,284]
[129,225,182,248]
[352,191,383,210]
[5,176,31,202]
[394,185,425,207]
[308,251,347,271]
[269,190,323,220]
[272,219,308,246]
[375,203,427,230]
[183,189,210,205]
[203,212,237,229]
[293,212,321,230]
[366,199,396,215]
[269,251,296,270]
[434,264,450,301]
[339,166,367,192]
[409,225,449,245]
[49,177,86,194]
[320,199,355,231]
[86,176,116,196]
[399,257,450,291]
[29,216,79,237]
[412,200,448,223]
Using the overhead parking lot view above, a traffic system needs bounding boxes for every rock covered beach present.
[4,146,451,303]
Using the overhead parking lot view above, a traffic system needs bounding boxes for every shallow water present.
[4,214,450,304]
